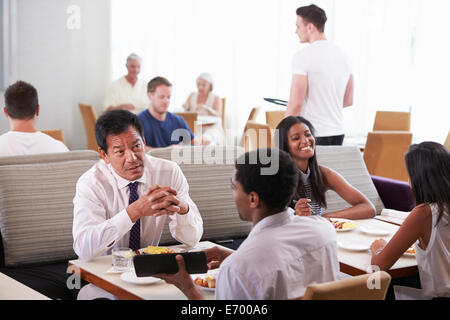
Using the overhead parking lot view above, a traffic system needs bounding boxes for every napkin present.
[380,208,410,221]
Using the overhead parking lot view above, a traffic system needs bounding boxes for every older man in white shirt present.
[73,109,203,299]
[104,53,150,114]
[155,148,339,300]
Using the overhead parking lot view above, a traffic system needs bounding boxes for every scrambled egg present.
[341,222,356,229]
[144,245,174,254]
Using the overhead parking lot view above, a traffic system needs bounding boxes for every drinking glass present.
[112,247,133,271]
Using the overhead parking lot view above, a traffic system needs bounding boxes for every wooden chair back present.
[174,112,198,133]
[242,121,272,151]
[373,111,411,131]
[363,131,412,181]
[265,110,285,130]
[248,107,260,122]
[40,129,66,144]
[221,98,226,129]
[444,131,450,150]
[301,271,391,300]
[239,107,261,147]
[78,103,98,151]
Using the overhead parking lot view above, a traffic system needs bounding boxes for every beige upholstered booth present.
[148,145,251,244]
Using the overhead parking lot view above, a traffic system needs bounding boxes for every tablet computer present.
[263,97,288,106]
[133,252,208,277]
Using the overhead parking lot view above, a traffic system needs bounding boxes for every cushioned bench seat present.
[0,151,99,299]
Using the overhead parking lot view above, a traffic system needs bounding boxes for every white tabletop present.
[197,115,220,125]
[0,272,50,300]
[336,218,417,277]
[69,241,218,300]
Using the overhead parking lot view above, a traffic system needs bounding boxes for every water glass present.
[112,247,133,271]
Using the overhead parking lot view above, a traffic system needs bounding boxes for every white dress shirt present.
[215,209,340,299]
[72,154,203,260]
[103,76,150,114]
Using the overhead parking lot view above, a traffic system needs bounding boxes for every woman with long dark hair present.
[370,142,450,299]
[276,116,375,219]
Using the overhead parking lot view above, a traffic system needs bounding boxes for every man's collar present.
[248,208,294,238]
[108,163,147,190]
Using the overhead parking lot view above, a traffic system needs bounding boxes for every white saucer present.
[338,240,370,252]
[120,271,161,285]
[359,225,391,236]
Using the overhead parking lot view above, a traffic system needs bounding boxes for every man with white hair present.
[104,53,150,114]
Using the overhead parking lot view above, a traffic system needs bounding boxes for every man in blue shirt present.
[138,77,209,149]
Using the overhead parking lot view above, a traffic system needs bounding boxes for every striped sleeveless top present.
[291,167,323,216]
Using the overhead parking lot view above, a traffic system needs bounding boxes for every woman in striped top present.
[276,116,375,219]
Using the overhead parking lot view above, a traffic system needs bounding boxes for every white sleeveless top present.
[415,203,450,298]
[188,92,217,115]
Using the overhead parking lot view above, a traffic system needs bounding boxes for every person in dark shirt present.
[137,76,209,149]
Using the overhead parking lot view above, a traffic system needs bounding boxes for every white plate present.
[330,218,357,232]
[338,240,370,252]
[120,271,161,285]
[359,225,391,236]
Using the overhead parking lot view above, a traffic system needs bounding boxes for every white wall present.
[0,0,110,150]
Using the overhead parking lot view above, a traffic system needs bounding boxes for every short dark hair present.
[95,110,144,152]
[296,4,327,33]
[405,141,450,226]
[275,116,327,208]
[235,148,299,211]
[147,76,172,93]
[4,80,39,120]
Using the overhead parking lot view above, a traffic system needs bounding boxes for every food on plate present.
[405,246,415,255]
[194,275,216,288]
[143,245,175,254]
[329,219,356,230]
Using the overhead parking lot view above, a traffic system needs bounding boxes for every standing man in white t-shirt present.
[0,80,69,156]
[104,53,150,114]
[286,4,354,145]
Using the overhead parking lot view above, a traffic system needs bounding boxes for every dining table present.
[197,115,220,127]
[335,218,417,278]
[68,241,220,300]
[0,272,50,300]
[67,218,417,300]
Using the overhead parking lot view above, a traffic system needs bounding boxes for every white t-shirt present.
[103,76,150,114]
[215,209,340,299]
[415,203,450,299]
[292,40,352,137]
[0,131,69,157]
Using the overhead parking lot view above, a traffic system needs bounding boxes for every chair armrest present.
[371,175,414,212]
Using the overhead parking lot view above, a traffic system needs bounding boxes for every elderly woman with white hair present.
[183,72,224,144]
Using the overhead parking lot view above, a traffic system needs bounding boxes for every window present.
[110,0,450,144]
